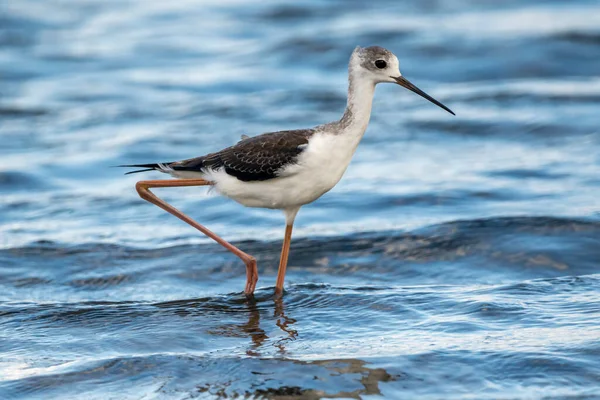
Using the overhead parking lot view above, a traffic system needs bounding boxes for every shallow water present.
[1,0,600,398]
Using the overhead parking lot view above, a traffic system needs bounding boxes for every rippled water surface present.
[1,0,600,398]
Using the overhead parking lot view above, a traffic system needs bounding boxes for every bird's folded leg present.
[134,179,259,296]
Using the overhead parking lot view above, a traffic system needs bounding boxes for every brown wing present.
[171,129,315,182]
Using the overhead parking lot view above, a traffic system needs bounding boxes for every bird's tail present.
[117,163,174,175]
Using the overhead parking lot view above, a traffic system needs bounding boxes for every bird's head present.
[350,46,454,115]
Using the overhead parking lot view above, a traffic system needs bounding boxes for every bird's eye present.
[375,60,387,69]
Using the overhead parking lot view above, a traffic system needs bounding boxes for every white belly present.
[208,131,362,209]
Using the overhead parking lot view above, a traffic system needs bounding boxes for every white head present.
[350,46,454,115]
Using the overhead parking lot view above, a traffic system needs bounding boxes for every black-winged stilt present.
[121,46,454,296]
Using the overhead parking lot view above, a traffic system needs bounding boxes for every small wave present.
[0,172,54,193]
[2,217,598,290]
[0,107,48,117]
[552,30,600,44]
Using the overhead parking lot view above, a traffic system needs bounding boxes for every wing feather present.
[171,129,315,182]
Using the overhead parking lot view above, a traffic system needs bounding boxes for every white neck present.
[337,71,376,138]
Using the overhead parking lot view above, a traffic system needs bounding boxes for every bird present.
[120,46,454,297]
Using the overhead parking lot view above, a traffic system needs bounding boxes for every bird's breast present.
[296,131,362,187]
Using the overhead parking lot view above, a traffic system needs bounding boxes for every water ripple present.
[1,0,599,398]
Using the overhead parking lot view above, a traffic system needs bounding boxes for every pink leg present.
[135,179,258,295]
[275,224,294,296]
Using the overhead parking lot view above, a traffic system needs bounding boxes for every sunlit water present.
[1,0,600,398]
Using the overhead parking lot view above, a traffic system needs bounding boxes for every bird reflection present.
[273,296,298,353]
[240,299,268,356]
[166,295,395,397]
[240,295,298,356]
[236,298,395,397]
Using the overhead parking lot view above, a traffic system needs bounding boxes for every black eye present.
[375,60,387,69]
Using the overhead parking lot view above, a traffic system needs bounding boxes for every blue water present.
[1,0,600,398]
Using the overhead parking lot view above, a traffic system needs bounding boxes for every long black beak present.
[393,76,455,115]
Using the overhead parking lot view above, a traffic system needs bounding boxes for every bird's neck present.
[338,73,375,138]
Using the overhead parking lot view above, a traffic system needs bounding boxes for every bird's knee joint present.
[135,181,151,198]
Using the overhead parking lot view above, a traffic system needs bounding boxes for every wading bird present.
[121,46,454,296]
